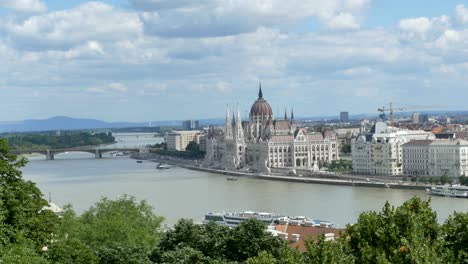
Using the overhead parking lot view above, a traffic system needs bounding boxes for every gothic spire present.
[258,82,263,98]
[284,108,288,120]
[291,108,295,124]
[225,106,233,139]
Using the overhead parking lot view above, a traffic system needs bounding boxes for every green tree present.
[0,242,49,264]
[346,197,448,263]
[97,245,153,264]
[459,175,467,185]
[440,172,450,185]
[0,139,59,250]
[186,141,201,152]
[341,144,351,155]
[442,211,468,261]
[223,218,286,262]
[77,195,164,252]
[159,246,208,264]
[304,235,354,264]
[46,238,98,264]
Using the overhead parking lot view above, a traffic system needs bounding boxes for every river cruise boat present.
[427,185,468,198]
[202,211,333,228]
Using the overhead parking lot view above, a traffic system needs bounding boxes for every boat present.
[202,211,333,228]
[227,176,238,181]
[427,185,468,198]
[136,160,143,163]
[156,163,171,170]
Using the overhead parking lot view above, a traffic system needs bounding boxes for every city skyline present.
[2,0,468,122]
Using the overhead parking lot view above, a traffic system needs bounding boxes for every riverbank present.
[132,153,429,191]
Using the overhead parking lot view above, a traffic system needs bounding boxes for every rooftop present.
[274,224,344,252]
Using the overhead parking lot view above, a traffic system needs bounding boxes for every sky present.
[1,0,468,122]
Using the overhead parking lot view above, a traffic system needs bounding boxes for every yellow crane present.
[378,102,404,128]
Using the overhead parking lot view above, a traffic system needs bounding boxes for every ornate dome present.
[250,84,273,117]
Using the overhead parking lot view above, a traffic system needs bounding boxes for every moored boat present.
[202,211,333,228]
[427,185,468,198]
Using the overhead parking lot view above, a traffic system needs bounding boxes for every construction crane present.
[378,102,404,128]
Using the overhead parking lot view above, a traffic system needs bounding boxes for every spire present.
[235,105,244,141]
[258,82,263,98]
[291,108,295,124]
[225,106,233,139]
[284,108,288,120]
[225,106,229,124]
[236,104,242,124]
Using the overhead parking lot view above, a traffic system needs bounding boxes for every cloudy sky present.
[1,0,468,122]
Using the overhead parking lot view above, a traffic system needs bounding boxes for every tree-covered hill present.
[2,131,115,150]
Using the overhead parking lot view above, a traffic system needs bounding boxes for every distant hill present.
[1,110,466,133]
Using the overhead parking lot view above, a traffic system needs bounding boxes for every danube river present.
[22,134,468,227]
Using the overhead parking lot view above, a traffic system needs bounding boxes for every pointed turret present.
[284,108,288,120]
[232,113,236,136]
[258,82,263,98]
[235,105,244,141]
[225,107,233,139]
[291,108,295,124]
[290,108,296,133]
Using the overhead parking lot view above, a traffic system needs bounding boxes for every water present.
[21,134,468,227]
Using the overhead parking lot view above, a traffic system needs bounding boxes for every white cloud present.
[3,2,142,50]
[0,0,46,13]
[435,29,461,49]
[136,0,370,37]
[399,17,433,34]
[107,83,128,92]
[4,1,468,121]
[455,4,468,24]
[325,12,360,30]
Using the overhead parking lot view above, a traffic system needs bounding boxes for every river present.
[21,133,468,227]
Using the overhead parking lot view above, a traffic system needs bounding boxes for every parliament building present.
[204,85,339,173]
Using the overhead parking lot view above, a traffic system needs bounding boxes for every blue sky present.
[1,0,468,122]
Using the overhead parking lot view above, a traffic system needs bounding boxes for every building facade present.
[182,120,200,130]
[403,139,468,177]
[204,85,339,172]
[340,112,349,123]
[352,123,435,176]
[167,130,202,151]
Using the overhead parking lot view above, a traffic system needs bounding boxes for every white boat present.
[156,163,171,169]
[427,185,468,198]
[227,176,238,181]
[202,211,283,227]
[202,211,333,228]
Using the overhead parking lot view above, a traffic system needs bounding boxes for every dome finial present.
[258,82,263,98]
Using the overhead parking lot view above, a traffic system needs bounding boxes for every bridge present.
[11,147,145,160]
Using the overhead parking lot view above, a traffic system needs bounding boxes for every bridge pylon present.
[46,149,54,160]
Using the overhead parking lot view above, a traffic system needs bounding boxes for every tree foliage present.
[4,131,115,150]
[47,196,164,264]
[0,139,59,250]
[346,197,449,263]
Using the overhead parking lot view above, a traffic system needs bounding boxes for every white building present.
[403,139,468,178]
[205,85,339,173]
[167,130,202,151]
[352,122,435,176]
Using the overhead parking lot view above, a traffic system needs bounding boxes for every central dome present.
[250,85,273,117]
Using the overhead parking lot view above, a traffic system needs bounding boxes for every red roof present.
[275,224,344,252]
